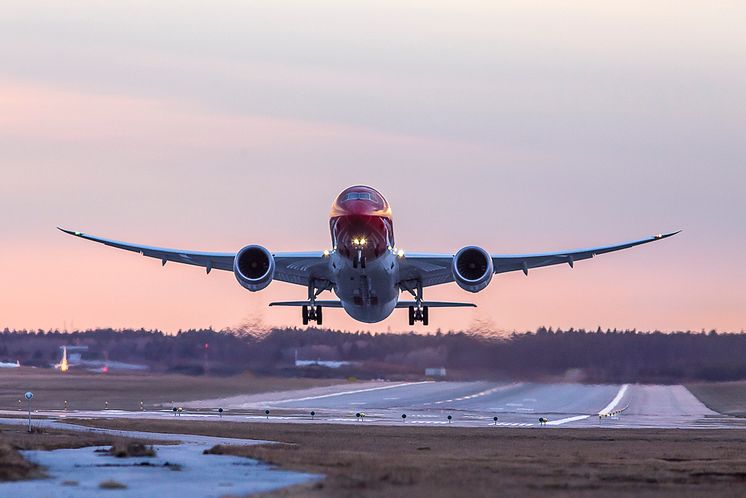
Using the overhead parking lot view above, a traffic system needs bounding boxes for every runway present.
[7,381,742,429]
[227,381,733,429]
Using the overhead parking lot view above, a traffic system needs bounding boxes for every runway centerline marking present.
[269,381,434,404]
[545,415,590,426]
[598,384,630,416]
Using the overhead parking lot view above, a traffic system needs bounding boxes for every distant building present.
[295,359,352,369]
[294,350,353,369]
[425,367,447,377]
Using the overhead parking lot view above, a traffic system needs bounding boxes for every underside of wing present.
[58,227,329,287]
[491,231,681,275]
[58,227,235,272]
[398,230,680,288]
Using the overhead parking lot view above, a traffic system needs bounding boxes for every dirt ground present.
[688,381,746,417]
[69,418,746,497]
[0,423,169,481]
[0,368,342,411]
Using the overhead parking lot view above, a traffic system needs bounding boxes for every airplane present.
[0,360,20,368]
[59,185,679,326]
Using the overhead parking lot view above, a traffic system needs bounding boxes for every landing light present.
[397,249,405,258]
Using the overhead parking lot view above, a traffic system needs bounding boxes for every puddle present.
[0,419,320,497]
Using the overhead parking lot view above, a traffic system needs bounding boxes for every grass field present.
[687,381,746,417]
[69,418,746,497]
[0,368,342,411]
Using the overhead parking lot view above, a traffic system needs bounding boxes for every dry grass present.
[688,381,746,417]
[103,442,156,458]
[0,368,341,411]
[69,418,746,497]
[99,479,127,489]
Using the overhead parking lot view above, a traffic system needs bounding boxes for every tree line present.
[0,326,744,383]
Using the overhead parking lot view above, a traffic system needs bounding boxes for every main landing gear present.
[302,305,323,326]
[405,280,429,326]
[302,279,327,326]
[408,305,429,326]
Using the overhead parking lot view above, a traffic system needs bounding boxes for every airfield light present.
[401,413,407,422]
[24,392,33,432]
[218,407,224,419]
[323,250,330,257]
[397,249,405,258]
[493,416,498,425]
[173,407,178,416]
[447,415,452,424]
[355,412,361,421]
[140,401,144,411]
[311,411,315,420]
[105,401,109,410]
[64,400,68,411]
[265,409,270,419]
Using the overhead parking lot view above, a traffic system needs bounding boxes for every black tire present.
[302,305,309,325]
[408,306,415,326]
[316,306,323,326]
[422,306,429,326]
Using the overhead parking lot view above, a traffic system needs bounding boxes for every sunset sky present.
[1,1,744,333]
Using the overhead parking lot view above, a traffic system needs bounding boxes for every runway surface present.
[12,380,742,430]
[185,381,734,429]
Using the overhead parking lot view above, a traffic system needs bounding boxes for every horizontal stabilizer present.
[395,301,476,308]
[269,300,475,308]
[269,300,345,308]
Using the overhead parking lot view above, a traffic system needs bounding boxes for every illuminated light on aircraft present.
[59,186,679,326]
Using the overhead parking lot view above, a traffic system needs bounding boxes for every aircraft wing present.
[399,231,680,288]
[57,228,328,286]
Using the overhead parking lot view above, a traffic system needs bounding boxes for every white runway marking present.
[433,385,516,405]
[545,415,590,426]
[270,381,433,404]
[598,384,629,416]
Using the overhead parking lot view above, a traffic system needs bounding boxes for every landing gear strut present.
[302,279,325,326]
[405,280,429,326]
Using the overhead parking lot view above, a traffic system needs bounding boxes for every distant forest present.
[1,326,745,383]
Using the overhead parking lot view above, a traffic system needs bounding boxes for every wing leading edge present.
[57,228,328,286]
[399,230,680,288]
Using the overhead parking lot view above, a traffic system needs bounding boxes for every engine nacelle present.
[233,245,274,292]
[452,246,493,293]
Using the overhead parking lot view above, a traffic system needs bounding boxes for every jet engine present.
[233,245,275,291]
[452,246,493,292]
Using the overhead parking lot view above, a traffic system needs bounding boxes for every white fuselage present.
[331,250,400,323]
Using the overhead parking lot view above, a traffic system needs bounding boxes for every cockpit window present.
[343,192,372,201]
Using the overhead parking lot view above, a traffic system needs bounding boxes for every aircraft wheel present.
[408,306,415,326]
[316,306,323,326]
[302,305,309,325]
[422,306,429,326]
